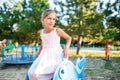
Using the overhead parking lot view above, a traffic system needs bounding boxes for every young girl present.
[28,9,72,80]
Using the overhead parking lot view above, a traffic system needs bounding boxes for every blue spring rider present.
[26,56,86,80]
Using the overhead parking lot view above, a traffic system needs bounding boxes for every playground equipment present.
[25,56,86,80]
[1,45,39,64]
[53,56,86,80]
[105,40,110,62]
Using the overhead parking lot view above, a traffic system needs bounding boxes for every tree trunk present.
[76,3,83,55]
[76,35,82,54]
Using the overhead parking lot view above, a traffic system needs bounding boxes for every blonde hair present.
[41,9,56,19]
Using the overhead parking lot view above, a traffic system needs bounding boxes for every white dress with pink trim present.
[28,28,63,80]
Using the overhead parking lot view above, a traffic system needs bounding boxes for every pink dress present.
[28,28,63,80]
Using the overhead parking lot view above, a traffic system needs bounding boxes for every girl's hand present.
[63,47,69,59]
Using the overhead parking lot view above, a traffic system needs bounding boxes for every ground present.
[0,56,120,80]
[71,57,120,80]
[0,48,120,80]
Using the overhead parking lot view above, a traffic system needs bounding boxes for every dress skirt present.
[28,47,63,80]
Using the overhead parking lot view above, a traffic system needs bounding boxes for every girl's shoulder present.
[56,27,62,32]
[55,28,64,36]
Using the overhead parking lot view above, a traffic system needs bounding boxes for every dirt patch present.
[0,64,29,80]
[0,56,120,80]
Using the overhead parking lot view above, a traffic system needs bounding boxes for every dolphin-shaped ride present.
[25,56,86,80]
[53,56,86,80]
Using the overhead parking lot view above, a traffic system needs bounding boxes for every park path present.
[69,47,120,53]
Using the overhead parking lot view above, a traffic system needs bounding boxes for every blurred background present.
[0,0,120,54]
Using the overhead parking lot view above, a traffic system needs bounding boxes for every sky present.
[100,0,118,16]
[0,0,52,7]
[0,0,23,8]
[0,0,116,9]
[0,0,118,16]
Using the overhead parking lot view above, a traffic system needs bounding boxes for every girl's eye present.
[47,17,56,21]
[48,17,52,20]
[47,17,51,19]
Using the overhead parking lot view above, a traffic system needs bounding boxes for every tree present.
[54,0,104,54]
[0,0,50,44]
[0,2,21,40]
[99,0,120,45]
[15,0,50,44]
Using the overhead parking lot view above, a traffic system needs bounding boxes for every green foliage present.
[0,0,50,44]
[0,0,119,46]
[54,0,120,46]
[104,28,118,39]
[54,0,105,44]
[99,0,120,44]
[16,0,49,44]
[54,0,107,54]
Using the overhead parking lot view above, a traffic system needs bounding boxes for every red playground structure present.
[105,40,110,62]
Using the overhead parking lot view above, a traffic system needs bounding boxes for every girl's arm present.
[56,28,72,59]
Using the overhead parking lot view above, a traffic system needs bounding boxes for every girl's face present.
[41,12,56,29]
